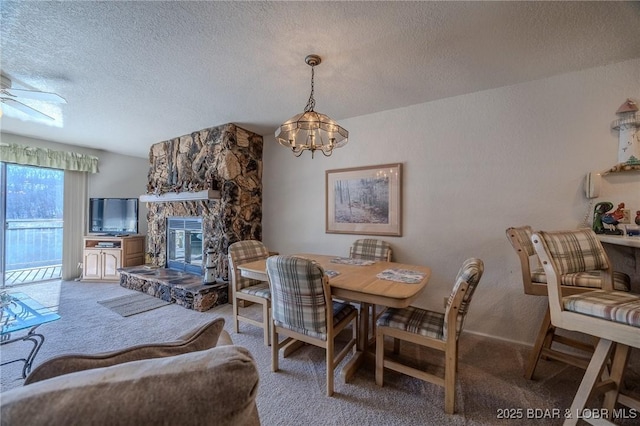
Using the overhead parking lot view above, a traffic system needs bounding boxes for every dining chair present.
[266,255,358,396]
[532,229,640,425]
[349,238,392,261]
[506,226,630,379]
[375,257,484,414]
[228,240,271,346]
[349,238,393,337]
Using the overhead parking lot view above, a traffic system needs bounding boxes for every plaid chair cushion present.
[377,306,445,340]
[229,240,269,291]
[563,290,640,327]
[239,282,271,300]
[267,256,354,340]
[443,258,484,339]
[530,269,630,291]
[537,229,609,275]
[349,239,391,261]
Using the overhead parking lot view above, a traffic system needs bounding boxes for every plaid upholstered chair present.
[266,255,358,396]
[349,238,393,335]
[349,238,392,261]
[375,258,484,414]
[228,240,271,346]
[532,229,640,425]
[506,226,630,379]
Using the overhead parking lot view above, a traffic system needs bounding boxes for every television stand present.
[82,235,145,281]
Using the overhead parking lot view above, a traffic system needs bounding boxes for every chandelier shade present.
[275,54,348,158]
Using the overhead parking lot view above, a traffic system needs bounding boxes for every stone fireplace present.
[119,123,263,311]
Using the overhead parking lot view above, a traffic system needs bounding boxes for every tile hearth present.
[118,267,228,312]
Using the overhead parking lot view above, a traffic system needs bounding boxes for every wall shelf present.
[602,163,640,176]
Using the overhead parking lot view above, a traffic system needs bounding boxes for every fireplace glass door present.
[167,217,203,275]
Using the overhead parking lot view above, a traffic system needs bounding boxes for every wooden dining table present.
[237,253,432,381]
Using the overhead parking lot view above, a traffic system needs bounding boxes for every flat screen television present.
[89,198,138,235]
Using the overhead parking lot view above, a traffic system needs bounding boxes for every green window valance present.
[0,143,99,173]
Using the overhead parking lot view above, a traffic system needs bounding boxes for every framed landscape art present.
[325,163,402,236]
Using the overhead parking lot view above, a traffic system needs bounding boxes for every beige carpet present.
[1,280,638,425]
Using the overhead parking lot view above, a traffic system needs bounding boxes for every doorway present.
[1,162,63,287]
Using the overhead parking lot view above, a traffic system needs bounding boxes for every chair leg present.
[525,306,553,380]
[327,338,335,396]
[375,326,384,386]
[603,343,630,412]
[444,340,458,414]
[353,315,359,355]
[262,301,270,346]
[271,321,279,372]
[540,325,556,361]
[565,339,615,426]
[233,297,240,334]
[393,337,400,354]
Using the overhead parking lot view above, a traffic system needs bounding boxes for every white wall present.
[0,133,150,236]
[262,58,640,345]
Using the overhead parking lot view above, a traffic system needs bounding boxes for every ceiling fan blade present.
[1,98,54,120]
[2,87,67,104]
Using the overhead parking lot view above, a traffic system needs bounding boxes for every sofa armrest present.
[217,330,233,346]
[25,318,225,385]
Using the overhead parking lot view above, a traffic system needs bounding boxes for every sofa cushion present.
[1,344,260,426]
[25,318,225,384]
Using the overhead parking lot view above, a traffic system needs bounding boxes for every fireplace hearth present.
[119,266,227,312]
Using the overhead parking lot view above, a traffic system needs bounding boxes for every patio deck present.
[4,265,62,286]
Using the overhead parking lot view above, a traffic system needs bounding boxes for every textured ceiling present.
[1,1,639,158]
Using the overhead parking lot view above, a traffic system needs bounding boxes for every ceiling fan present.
[0,74,66,121]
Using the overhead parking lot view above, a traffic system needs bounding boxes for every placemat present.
[325,269,340,278]
[376,268,426,284]
[330,257,375,266]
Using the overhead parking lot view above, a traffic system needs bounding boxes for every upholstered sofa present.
[0,318,260,426]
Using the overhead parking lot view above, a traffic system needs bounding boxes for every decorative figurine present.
[611,99,640,166]
[203,247,217,284]
[593,201,623,235]
[608,202,626,222]
[635,210,640,226]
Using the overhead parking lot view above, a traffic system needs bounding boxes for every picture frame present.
[326,163,402,236]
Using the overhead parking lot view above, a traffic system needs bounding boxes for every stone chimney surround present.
[141,123,263,282]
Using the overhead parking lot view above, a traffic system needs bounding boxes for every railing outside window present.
[5,219,63,270]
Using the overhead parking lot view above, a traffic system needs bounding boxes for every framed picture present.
[326,163,402,236]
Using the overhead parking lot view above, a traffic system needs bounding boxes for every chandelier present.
[275,54,348,158]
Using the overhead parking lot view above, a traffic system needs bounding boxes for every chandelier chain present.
[304,65,316,112]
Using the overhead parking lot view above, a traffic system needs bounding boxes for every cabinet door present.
[122,237,145,267]
[83,250,102,280]
[101,249,122,280]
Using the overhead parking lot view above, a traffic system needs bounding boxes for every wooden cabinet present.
[82,235,145,281]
